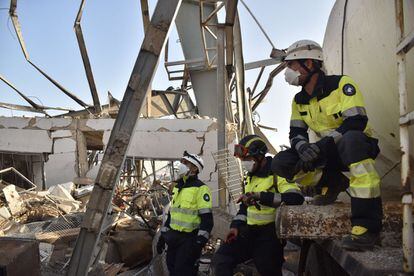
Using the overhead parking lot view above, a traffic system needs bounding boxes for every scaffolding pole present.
[67,0,182,274]
[395,0,414,272]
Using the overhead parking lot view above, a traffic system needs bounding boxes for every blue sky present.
[0,0,335,147]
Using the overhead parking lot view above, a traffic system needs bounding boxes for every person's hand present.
[297,142,320,163]
[237,192,259,207]
[226,228,239,243]
[195,235,208,253]
[156,235,166,254]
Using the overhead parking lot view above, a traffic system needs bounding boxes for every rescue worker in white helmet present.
[272,39,383,251]
[156,151,213,276]
[212,135,304,276]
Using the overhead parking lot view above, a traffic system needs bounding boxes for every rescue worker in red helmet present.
[272,39,383,251]
[213,135,304,276]
[157,151,213,276]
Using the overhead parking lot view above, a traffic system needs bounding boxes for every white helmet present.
[182,151,204,174]
[284,40,323,62]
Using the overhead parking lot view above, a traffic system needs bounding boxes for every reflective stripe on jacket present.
[170,183,212,232]
[290,75,372,139]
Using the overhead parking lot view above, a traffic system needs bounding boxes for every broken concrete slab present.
[48,184,75,200]
[0,206,11,220]
[2,185,24,216]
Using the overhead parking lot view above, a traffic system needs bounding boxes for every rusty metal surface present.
[276,202,403,242]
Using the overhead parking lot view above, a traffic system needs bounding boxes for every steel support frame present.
[67,0,182,274]
[395,0,414,272]
[217,25,227,208]
[234,13,254,135]
[8,0,91,110]
[200,0,225,68]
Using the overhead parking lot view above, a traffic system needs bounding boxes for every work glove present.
[156,235,166,254]
[297,142,320,163]
[225,228,239,243]
[236,192,261,210]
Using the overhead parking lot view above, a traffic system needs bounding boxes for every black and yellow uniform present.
[213,157,304,276]
[161,175,213,276]
[272,72,383,235]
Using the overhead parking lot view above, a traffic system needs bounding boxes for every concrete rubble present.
[0,166,178,275]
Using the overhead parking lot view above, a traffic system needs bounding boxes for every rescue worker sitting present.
[156,151,213,276]
[272,40,383,251]
[213,135,304,276]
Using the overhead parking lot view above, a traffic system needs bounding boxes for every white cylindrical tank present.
[323,0,414,200]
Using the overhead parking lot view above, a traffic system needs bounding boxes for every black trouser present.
[212,223,284,276]
[272,130,383,233]
[164,230,202,276]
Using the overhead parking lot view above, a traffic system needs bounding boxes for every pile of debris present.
[0,183,84,236]
[0,173,176,275]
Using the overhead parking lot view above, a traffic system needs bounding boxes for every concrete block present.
[53,137,76,153]
[0,206,11,220]
[48,184,75,201]
[0,117,31,129]
[2,185,23,215]
[0,129,52,153]
[51,130,73,138]
[44,153,77,188]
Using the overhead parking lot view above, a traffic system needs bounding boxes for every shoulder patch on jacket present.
[203,193,210,202]
[343,83,356,96]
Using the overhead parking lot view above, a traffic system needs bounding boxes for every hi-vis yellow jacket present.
[167,176,213,234]
[231,157,303,227]
[289,74,372,147]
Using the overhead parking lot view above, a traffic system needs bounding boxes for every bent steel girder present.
[0,75,49,116]
[74,0,102,113]
[8,0,91,110]
[67,0,182,275]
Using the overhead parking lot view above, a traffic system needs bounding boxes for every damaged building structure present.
[0,0,414,275]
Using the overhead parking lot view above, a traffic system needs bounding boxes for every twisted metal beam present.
[74,0,101,113]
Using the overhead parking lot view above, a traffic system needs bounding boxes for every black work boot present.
[341,226,380,251]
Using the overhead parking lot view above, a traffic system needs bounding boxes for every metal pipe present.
[395,0,414,272]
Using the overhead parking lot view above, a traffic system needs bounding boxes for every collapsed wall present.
[0,117,220,206]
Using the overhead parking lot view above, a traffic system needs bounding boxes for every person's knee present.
[338,130,366,148]
[272,150,298,178]
[338,131,374,165]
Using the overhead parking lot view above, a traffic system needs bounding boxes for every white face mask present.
[241,160,255,173]
[176,163,190,179]
[284,67,301,86]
